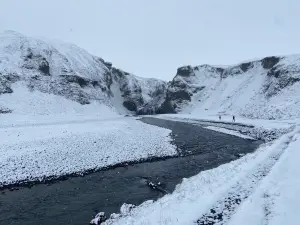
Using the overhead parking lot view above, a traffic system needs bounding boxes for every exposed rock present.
[38,57,50,75]
[156,100,176,114]
[261,56,280,69]
[177,66,195,77]
[239,62,253,72]
[61,75,89,88]
[123,100,137,111]
[104,61,112,68]
[2,31,300,120]
[90,212,106,225]
[0,73,20,94]
[267,66,282,78]
[0,107,12,114]
[0,31,169,114]
[216,67,225,74]
[0,85,13,94]
[111,67,124,78]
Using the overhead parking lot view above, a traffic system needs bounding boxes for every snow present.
[204,126,255,140]
[155,114,297,143]
[100,126,300,225]
[0,30,107,80]
[0,117,176,187]
[109,81,131,115]
[0,30,168,116]
[90,212,106,225]
[155,113,296,130]
[170,55,300,120]
[0,83,116,117]
[0,30,178,188]
[228,131,300,225]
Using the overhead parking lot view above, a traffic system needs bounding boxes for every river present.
[0,117,261,225]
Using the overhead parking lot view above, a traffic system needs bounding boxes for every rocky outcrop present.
[157,65,222,113]
[22,48,50,76]
[0,31,167,114]
[111,67,167,114]
[261,56,280,69]
[0,73,19,94]
[156,55,300,119]
[2,31,300,119]
[176,66,195,77]
[0,107,12,114]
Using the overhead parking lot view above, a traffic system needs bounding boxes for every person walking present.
[233,115,235,122]
[219,115,221,120]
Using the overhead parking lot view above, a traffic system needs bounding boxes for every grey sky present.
[0,0,299,80]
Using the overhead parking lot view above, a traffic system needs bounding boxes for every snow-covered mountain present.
[0,30,166,116]
[159,56,300,120]
[1,30,300,120]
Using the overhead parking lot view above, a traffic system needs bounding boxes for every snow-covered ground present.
[203,126,255,140]
[156,113,296,130]
[98,123,300,225]
[0,117,176,187]
[169,56,300,120]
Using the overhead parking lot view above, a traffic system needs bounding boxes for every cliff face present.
[1,31,300,120]
[0,31,167,116]
[157,55,300,120]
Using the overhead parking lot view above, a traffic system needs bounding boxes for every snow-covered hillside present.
[160,56,300,120]
[0,30,166,117]
[1,30,300,120]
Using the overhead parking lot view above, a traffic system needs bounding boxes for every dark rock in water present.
[90,212,106,225]
[261,56,280,69]
[146,180,169,194]
[234,153,245,158]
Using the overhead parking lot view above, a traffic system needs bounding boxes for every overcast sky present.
[0,0,299,80]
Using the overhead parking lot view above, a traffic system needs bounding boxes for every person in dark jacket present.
[219,115,221,120]
[233,115,235,122]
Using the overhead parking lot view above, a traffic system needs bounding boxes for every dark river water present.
[0,117,262,225]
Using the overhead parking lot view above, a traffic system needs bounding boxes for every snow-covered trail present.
[0,117,176,187]
[228,129,300,225]
[99,126,300,225]
[196,130,297,225]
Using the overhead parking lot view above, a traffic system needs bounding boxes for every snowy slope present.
[2,30,300,120]
[159,56,300,120]
[0,30,167,117]
[97,124,299,225]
